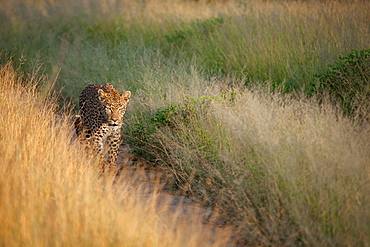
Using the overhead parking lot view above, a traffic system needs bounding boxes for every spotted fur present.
[75,83,131,172]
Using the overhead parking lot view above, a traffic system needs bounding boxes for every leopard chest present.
[97,124,121,140]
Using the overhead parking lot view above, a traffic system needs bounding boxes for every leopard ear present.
[121,91,131,101]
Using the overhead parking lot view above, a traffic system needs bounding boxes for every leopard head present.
[98,84,131,126]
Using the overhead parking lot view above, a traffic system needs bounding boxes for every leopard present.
[74,83,131,172]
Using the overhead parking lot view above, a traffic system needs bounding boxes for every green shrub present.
[125,93,236,161]
[315,49,370,118]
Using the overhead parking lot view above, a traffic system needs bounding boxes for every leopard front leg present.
[91,128,107,172]
[106,132,121,170]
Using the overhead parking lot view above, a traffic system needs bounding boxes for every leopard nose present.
[112,117,119,122]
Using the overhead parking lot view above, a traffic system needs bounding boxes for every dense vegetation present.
[1,0,369,246]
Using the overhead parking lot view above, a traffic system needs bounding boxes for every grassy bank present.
[1,0,370,246]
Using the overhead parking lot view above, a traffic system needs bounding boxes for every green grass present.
[3,0,369,94]
[161,2,370,91]
[1,0,370,245]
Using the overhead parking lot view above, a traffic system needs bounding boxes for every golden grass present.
[0,63,232,247]
[1,0,237,23]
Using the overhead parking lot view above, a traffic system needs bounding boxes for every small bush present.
[315,49,370,118]
[126,93,236,162]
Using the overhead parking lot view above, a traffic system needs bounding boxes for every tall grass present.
[1,0,370,245]
[0,63,232,247]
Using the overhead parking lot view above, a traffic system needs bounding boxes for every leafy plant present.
[125,92,238,164]
[315,49,370,118]
[150,104,178,127]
